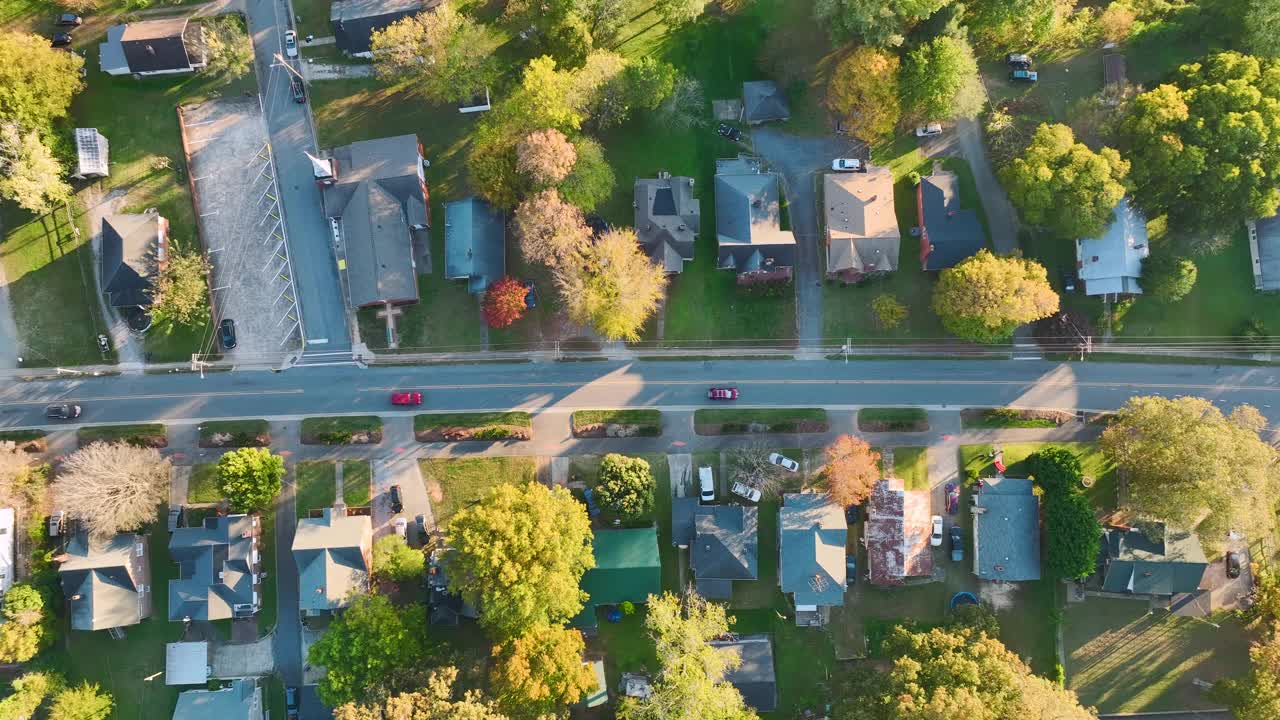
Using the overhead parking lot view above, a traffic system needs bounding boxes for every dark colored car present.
[1226,551,1242,579]
[717,122,744,142]
[846,555,857,587]
[51,32,72,47]
[844,504,861,524]
[707,387,739,400]
[290,75,306,104]
[524,281,537,309]
[1010,69,1039,83]
[390,391,423,406]
[950,525,964,562]
[45,403,82,420]
[57,13,83,26]
[1062,270,1078,293]
[945,483,960,514]
[219,318,237,349]
[389,484,404,514]
[285,687,299,720]
[1006,53,1032,68]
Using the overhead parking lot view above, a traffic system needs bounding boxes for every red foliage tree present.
[482,277,529,328]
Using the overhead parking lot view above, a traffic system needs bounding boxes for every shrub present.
[473,427,515,440]
[594,454,655,520]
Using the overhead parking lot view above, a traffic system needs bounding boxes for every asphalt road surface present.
[3,360,1278,432]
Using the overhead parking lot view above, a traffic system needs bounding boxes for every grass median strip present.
[693,408,828,435]
[960,408,1068,428]
[77,423,167,448]
[300,416,383,445]
[295,461,337,518]
[571,410,662,437]
[857,408,929,432]
[197,419,271,447]
[414,412,532,442]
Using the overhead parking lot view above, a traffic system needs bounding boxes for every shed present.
[165,641,209,685]
[74,128,110,179]
[709,635,777,712]
[444,197,506,294]
[741,81,790,124]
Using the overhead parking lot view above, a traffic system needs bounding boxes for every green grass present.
[0,429,45,442]
[77,423,166,447]
[258,507,278,634]
[414,412,532,431]
[266,676,286,720]
[693,408,827,431]
[651,457,682,593]
[595,605,659,701]
[571,410,662,436]
[295,461,337,519]
[1063,598,1251,712]
[187,464,222,504]
[890,446,928,491]
[292,0,332,40]
[342,461,372,507]
[197,419,270,446]
[958,442,1118,514]
[299,415,382,444]
[419,456,537,523]
[857,407,929,432]
[961,408,1061,428]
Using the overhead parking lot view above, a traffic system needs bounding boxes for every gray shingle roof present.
[709,635,777,712]
[103,18,201,75]
[920,173,985,270]
[635,176,700,273]
[173,679,260,720]
[330,0,433,54]
[742,81,790,124]
[779,494,847,607]
[293,508,372,612]
[972,478,1040,581]
[1252,212,1280,290]
[101,213,167,308]
[691,505,758,582]
[1101,524,1208,595]
[169,514,260,622]
[444,197,505,294]
[58,530,152,631]
[714,156,796,271]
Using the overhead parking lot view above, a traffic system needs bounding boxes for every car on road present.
[1227,551,1243,579]
[717,123,743,142]
[285,687,299,720]
[950,525,964,562]
[831,158,864,172]
[1006,53,1032,68]
[284,30,298,57]
[394,517,408,537]
[768,452,800,472]
[930,515,944,547]
[524,280,538,309]
[915,122,943,137]
[698,465,715,503]
[290,75,306,103]
[57,13,83,26]
[219,318,237,350]
[1010,69,1038,83]
[51,32,72,47]
[390,391,423,406]
[45,403,81,420]
[731,481,761,503]
[944,483,959,514]
[707,387,738,400]
[389,485,404,514]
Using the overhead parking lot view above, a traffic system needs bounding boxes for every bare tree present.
[511,189,592,267]
[53,443,170,539]
[726,445,784,498]
[516,129,578,186]
[0,441,30,485]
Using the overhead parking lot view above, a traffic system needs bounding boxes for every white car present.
[831,158,863,172]
[930,515,944,547]
[731,481,762,503]
[284,30,298,58]
[915,122,943,137]
[393,517,408,537]
[768,452,800,472]
[698,465,715,503]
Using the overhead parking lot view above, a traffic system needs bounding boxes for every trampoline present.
[949,591,978,610]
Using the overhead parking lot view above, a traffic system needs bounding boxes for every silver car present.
[768,453,799,472]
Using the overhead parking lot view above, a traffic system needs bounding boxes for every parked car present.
[48,511,66,537]
[45,403,81,420]
[1062,270,1078,293]
[285,687,299,720]
[393,517,408,537]
[389,485,404,514]
[846,554,857,587]
[950,525,964,562]
[96,334,110,355]
[930,515,944,547]
[219,318,237,349]
[284,30,298,57]
[290,75,306,103]
[698,465,715,503]
[717,123,743,142]
[57,13,83,26]
[944,483,959,514]
[844,504,860,524]
[1010,69,1039,83]
[768,452,800,472]
[415,514,428,534]
[524,281,538,309]
[831,158,864,172]
[51,32,72,47]
[1006,53,1033,68]
[731,481,762,503]
[1226,551,1243,579]
[390,391,423,406]
[583,487,602,517]
[707,387,738,400]
[915,122,943,137]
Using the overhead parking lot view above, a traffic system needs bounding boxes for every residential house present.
[673,500,759,600]
[779,494,847,626]
[1100,524,1208,596]
[1077,197,1149,296]
[101,211,168,316]
[741,81,790,124]
[168,514,261,622]
[634,174,700,273]
[824,167,899,282]
[971,477,1040,582]
[56,529,152,632]
[708,635,777,713]
[572,527,661,629]
[73,128,109,179]
[100,18,206,76]
[918,171,985,270]
[173,679,262,720]
[714,155,796,279]
[864,478,934,586]
[1247,208,1280,291]
[444,197,505,294]
[330,0,439,56]
[321,134,427,309]
[292,507,372,615]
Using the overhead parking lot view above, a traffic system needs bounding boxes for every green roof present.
[572,527,661,627]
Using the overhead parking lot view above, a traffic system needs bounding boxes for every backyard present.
[958,442,1118,514]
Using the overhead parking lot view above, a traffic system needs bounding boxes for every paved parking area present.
[180,98,303,361]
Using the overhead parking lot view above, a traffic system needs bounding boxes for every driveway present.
[372,454,434,544]
[751,129,861,346]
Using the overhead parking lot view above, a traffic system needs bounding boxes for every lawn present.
[257,508,278,634]
[187,463,222,504]
[1063,597,1251,713]
[342,461,372,507]
[197,419,270,447]
[77,423,167,447]
[593,606,659,702]
[571,410,662,436]
[857,407,929,432]
[693,408,827,429]
[419,456,537,523]
[295,461,336,519]
[961,408,1061,429]
[890,446,928,491]
[414,412,533,432]
[299,415,383,444]
[958,442,1117,514]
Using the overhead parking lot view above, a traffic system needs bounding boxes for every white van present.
[698,466,715,503]
[0,508,14,596]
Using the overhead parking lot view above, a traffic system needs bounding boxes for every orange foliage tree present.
[482,277,529,328]
[824,435,880,507]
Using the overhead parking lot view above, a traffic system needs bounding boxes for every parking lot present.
[179,98,302,360]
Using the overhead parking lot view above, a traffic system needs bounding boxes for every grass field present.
[188,463,222,504]
[419,456,538,523]
[343,461,372,507]
[958,442,1117,513]
[295,461,336,518]
[857,407,929,432]
[961,408,1060,428]
[77,423,167,447]
[299,416,383,444]
[890,446,928,491]
[198,419,270,446]
[571,410,662,436]
[414,412,533,431]
[694,408,827,429]
[730,608,837,717]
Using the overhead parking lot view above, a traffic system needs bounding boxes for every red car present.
[390,391,423,406]
[707,387,739,400]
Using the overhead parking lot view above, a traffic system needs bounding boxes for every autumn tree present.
[308,593,425,706]
[483,276,531,328]
[1097,1,1137,44]
[53,443,170,539]
[594,454,655,520]
[333,667,508,720]
[1102,396,1280,541]
[0,123,72,215]
[1116,52,1280,234]
[511,189,592,267]
[619,592,757,720]
[0,440,31,486]
[823,436,880,507]
[827,48,901,142]
[1000,123,1129,240]
[48,683,112,720]
[371,4,499,104]
[871,294,907,330]
[202,15,253,81]
[963,0,1060,56]
[813,0,952,46]
[150,250,211,328]
[931,250,1059,343]
[373,535,425,583]
[900,35,985,121]
[491,625,597,718]
[1249,566,1280,634]
[559,136,615,210]
[0,584,52,663]
[444,482,594,640]
[1140,253,1197,302]
[0,672,62,720]
[216,447,285,512]
[517,129,577,186]
[1215,639,1280,720]
[552,228,665,341]
[0,32,84,130]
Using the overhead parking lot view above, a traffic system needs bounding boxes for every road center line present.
[0,388,305,406]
